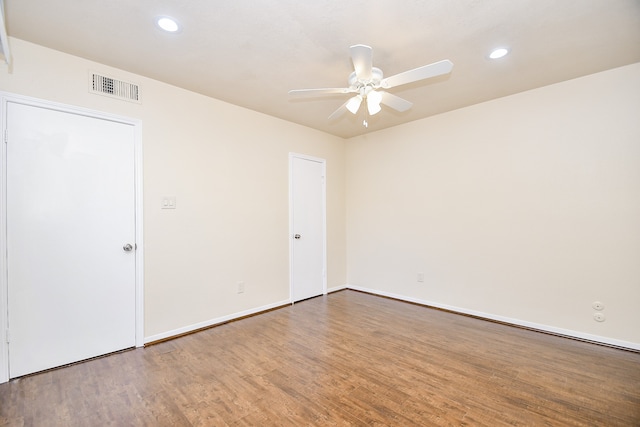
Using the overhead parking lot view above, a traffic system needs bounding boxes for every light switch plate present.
[161,196,176,209]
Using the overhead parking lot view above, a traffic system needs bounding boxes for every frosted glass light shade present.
[367,90,382,115]
[346,95,363,114]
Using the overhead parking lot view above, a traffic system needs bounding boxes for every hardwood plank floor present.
[1,290,638,426]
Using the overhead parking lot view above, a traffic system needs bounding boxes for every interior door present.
[6,101,136,378]
[291,155,325,302]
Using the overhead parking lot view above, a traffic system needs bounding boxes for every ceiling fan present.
[289,45,453,126]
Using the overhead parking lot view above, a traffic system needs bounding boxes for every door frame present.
[0,92,144,383]
[288,153,327,302]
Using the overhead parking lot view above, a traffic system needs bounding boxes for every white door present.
[290,155,326,302]
[6,101,136,378]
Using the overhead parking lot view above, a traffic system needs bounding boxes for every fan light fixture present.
[156,16,180,32]
[367,90,383,115]
[346,96,363,114]
[489,47,509,59]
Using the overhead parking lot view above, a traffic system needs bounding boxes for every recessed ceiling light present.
[156,16,181,33]
[489,48,509,59]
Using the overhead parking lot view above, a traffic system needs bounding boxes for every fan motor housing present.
[348,67,384,89]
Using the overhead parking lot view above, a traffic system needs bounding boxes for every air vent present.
[89,72,140,103]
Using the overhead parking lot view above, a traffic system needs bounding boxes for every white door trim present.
[288,152,327,302]
[0,92,144,383]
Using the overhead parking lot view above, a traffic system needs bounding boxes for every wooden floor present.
[1,290,639,426]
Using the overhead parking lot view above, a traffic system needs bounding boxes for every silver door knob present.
[123,243,133,252]
[294,234,301,239]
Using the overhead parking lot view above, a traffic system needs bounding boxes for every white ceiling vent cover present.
[89,72,140,103]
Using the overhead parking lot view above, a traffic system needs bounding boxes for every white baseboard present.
[144,286,639,352]
[346,285,640,352]
[147,286,350,344]
[144,298,291,344]
[327,284,348,293]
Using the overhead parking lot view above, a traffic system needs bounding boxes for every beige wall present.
[2,37,638,349]
[346,63,640,347]
[0,38,347,339]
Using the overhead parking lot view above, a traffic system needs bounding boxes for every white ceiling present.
[4,0,640,139]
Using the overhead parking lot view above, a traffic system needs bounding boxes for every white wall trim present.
[327,284,348,293]
[133,120,144,348]
[0,92,144,383]
[347,285,640,352]
[0,94,8,383]
[288,153,328,301]
[144,298,291,344]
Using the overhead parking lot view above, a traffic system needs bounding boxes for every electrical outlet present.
[161,196,176,209]
[237,281,245,294]
[593,312,605,322]
[592,301,605,311]
[417,273,424,282]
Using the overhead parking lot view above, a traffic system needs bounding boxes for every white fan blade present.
[350,44,373,81]
[289,88,353,97]
[381,59,453,89]
[328,100,350,120]
[379,91,413,112]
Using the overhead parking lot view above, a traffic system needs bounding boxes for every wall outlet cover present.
[161,196,177,209]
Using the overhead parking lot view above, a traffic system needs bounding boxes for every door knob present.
[123,243,133,252]
[294,234,301,239]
